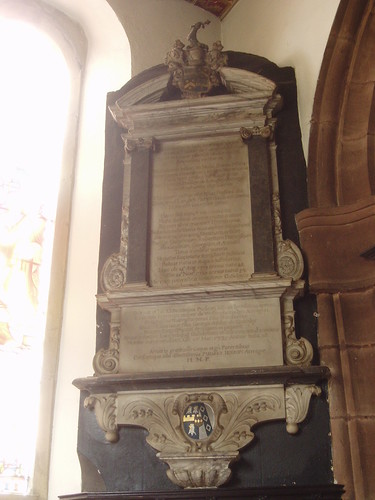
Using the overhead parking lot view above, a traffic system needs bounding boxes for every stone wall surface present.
[297,1,375,498]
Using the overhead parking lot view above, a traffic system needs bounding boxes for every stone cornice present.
[74,365,330,393]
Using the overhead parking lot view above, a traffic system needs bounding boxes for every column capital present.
[124,137,155,153]
[240,124,274,141]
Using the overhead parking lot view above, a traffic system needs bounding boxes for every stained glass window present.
[0,19,70,494]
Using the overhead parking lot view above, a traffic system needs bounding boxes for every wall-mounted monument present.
[72,22,334,495]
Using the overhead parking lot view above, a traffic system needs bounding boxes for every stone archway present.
[296,1,375,498]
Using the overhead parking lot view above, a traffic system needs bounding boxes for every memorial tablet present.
[119,297,283,372]
[79,26,323,492]
[96,22,312,380]
[150,136,253,287]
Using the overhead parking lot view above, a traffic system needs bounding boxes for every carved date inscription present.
[150,136,253,287]
[119,298,283,372]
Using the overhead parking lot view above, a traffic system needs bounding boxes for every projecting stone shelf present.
[74,365,329,393]
[76,366,329,488]
[59,484,344,499]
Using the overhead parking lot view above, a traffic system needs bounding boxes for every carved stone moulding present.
[281,283,313,368]
[94,279,313,376]
[60,484,345,499]
[82,383,322,489]
[100,253,127,292]
[109,70,281,137]
[161,454,236,488]
[296,196,375,292]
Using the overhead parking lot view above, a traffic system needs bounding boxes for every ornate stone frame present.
[77,45,328,488]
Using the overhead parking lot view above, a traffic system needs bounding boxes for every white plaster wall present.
[222,0,340,160]
[43,1,130,498]
[107,0,221,76]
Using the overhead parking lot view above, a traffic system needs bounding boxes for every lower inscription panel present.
[119,297,283,372]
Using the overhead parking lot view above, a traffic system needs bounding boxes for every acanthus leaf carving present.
[84,393,119,443]
[212,392,282,453]
[119,395,188,454]
[161,454,236,489]
[84,385,321,489]
[285,384,321,434]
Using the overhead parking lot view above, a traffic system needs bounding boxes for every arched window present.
[0,17,73,498]
[0,1,131,498]
[0,2,87,498]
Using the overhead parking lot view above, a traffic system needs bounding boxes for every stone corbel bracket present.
[84,384,321,488]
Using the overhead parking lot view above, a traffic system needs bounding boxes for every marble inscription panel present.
[150,136,253,287]
[119,298,283,372]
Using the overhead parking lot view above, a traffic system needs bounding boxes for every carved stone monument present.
[74,23,329,490]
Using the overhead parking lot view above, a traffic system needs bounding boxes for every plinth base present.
[60,484,344,499]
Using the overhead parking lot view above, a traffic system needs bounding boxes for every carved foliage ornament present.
[165,20,228,98]
[85,394,119,443]
[285,385,321,434]
[84,386,320,488]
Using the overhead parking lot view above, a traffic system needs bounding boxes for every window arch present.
[0,1,131,497]
[0,2,86,499]
[0,17,72,497]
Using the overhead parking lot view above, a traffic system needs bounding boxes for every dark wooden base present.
[60,484,344,500]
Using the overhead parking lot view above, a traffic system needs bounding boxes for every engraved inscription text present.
[150,137,253,287]
[119,298,283,372]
